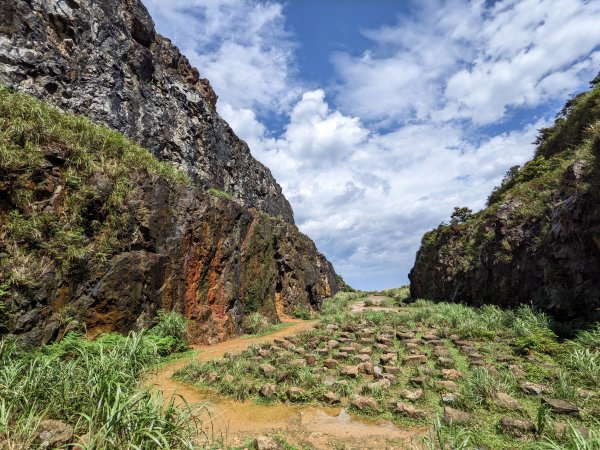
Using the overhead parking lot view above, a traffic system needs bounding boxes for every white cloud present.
[144,0,600,290]
[144,0,299,115]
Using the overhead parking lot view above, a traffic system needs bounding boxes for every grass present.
[0,310,212,449]
[207,187,234,201]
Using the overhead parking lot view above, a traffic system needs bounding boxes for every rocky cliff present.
[0,0,294,222]
[0,0,338,346]
[409,77,600,321]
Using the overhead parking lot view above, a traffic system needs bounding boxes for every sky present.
[143,0,600,290]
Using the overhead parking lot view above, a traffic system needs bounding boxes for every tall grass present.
[0,311,204,449]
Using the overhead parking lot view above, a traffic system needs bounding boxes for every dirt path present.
[147,319,424,449]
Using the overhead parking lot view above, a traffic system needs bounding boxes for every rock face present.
[409,78,600,321]
[0,2,338,346]
[0,0,293,222]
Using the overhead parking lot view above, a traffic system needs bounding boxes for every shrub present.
[243,312,273,335]
[291,306,312,320]
[148,310,190,355]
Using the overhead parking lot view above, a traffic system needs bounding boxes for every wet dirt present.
[147,318,425,449]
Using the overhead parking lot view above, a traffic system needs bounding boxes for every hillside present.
[0,0,293,222]
[0,87,337,346]
[410,77,600,322]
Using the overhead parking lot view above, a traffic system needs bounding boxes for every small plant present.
[243,312,273,335]
[567,348,600,388]
[292,306,312,320]
[207,187,234,201]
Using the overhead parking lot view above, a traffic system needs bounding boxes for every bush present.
[148,310,189,354]
[292,306,312,320]
[243,312,273,335]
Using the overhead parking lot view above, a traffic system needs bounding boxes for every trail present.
[350,295,401,313]
[147,317,424,449]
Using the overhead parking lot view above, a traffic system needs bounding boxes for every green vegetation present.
[0,86,189,290]
[0,311,210,449]
[207,187,234,201]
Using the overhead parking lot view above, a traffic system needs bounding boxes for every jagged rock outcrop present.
[409,78,600,321]
[0,1,339,346]
[0,0,294,222]
[0,88,336,346]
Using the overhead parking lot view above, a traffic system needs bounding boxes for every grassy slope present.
[0,85,189,293]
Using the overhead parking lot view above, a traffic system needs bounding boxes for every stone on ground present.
[286,387,306,402]
[38,420,74,448]
[520,382,548,395]
[252,436,283,450]
[499,418,536,436]
[394,402,426,418]
[323,391,341,405]
[259,364,276,377]
[443,407,470,424]
[399,389,424,401]
[541,397,580,416]
[441,369,461,380]
[259,383,279,398]
[493,392,522,411]
[351,396,378,411]
[340,365,359,378]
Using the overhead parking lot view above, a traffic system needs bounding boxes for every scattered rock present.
[358,361,374,375]
[409,376,427,386]
[223,374,235,383]
[351,396,378,411]
[541,397,580,416]
[403,355,427,365]
[340,365,359,378]
[290,358,307,367]
[259,364,276,377]
[323,358,337,369]
[443,407,470,424]
[383,365,400,375]
[493,392,521,411]
[394,402,426,418]
[520,382,548,395]
[323,391,341,405]
[355,354,372,363]
[259,383,279,398]
[400,389,424,401]
[304,354,317,365]
[437,357,454,368]
[499,418,536,436]
[252,436,283,450]
[286,387,306,402]
[554,423,589,440]
[327,340,340,349]
[441,369,461,381]
[373,366,383,378]
[509,365,526,378]
[205,372,219,383]
[380,353,397,364]
[441,393,456,404]
[38,420,74,448]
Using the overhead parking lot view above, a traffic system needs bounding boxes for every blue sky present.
[144,0,600,290]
